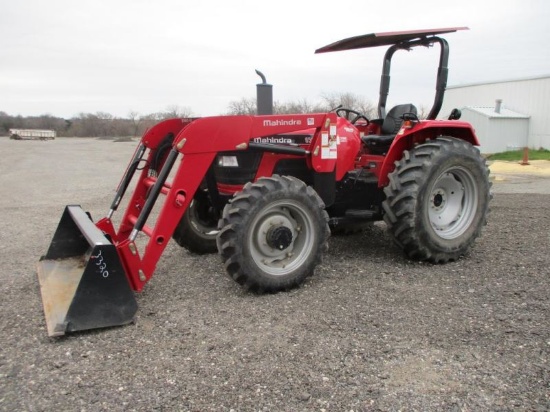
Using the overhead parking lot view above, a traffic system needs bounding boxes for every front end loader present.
[37,27,491,336]
[38,114,340,336]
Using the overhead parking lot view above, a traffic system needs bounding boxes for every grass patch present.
[488,148,550,161]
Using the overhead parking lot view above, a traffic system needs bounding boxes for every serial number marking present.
[90,250,110,278]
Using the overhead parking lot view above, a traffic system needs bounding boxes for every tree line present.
[0,105,193,138]
[1,93,381,138]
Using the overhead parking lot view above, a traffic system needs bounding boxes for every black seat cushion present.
[362,104,417,153]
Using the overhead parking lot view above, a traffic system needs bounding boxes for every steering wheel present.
[335,108,370,125]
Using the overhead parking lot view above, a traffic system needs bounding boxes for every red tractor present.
[38,27,491,336]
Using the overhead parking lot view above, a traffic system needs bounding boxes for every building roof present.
[448,74,550,90]
[463,106,530,119]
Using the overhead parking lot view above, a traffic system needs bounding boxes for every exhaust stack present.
[255,69,273,115]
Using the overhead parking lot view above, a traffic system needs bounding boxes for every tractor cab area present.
[316,27,468,155]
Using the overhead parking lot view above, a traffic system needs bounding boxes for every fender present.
[141,118,192,149]
[378,120,479,187]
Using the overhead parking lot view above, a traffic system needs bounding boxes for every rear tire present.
[382,137,491,262]
[217,175,329,293]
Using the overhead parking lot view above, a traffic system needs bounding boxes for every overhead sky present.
[2,0,549,119]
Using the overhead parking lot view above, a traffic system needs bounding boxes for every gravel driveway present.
[0,138,548,411]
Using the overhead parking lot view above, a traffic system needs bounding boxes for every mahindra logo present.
[263,119,302,127]
[253,137,293,144]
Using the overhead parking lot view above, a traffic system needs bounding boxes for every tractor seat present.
[362,104,417,154]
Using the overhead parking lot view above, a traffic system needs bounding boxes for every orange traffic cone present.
[520,147,530,166]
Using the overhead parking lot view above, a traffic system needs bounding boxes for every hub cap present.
[428,168,478,239]
[266,226,293,250]
[249,200,315,276]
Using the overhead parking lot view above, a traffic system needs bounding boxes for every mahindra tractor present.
[37,27,491,336]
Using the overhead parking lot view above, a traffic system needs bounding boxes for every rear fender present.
[378,120,479,187]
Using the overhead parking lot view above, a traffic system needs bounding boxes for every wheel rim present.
[248,200,315,276]
[428,167,478,239]
[188,199,219,238]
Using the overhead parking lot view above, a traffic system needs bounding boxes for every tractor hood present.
[315,27,468,53]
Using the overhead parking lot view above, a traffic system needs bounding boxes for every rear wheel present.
[217,175,329,292]
[382,137,491,262]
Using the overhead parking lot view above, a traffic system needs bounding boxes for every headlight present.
[217,156,239,167]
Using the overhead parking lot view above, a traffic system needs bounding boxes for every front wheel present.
[172,188,219,254]
[382,137,491,262]
[217,175,330,293]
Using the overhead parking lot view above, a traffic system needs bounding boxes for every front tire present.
[217,175,330,293]
[382,137,491,262]
[172,188,219,254]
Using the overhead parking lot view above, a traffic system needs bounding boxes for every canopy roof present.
[315,27,468,53]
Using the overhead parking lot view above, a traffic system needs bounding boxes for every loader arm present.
[111,113,337,291]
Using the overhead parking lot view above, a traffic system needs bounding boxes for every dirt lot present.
[0,137,549,411]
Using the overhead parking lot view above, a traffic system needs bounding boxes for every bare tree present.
[139,113,163,131]
[417,104,430,120]
[162,105,194,119]
[274,98,320,114]
[128,111,142,137]
[34,114,60,130]
[95,112,115,137]
[226,98,257,115]
[0,111,14,135]
[225,92,376,118]
[320,92,377,118]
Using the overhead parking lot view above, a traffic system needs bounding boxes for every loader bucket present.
[37,205,137,337]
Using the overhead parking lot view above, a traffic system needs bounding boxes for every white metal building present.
[457,106,529,154]
[439,75,550,151]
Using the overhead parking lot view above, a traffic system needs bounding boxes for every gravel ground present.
[0,138,549,411]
